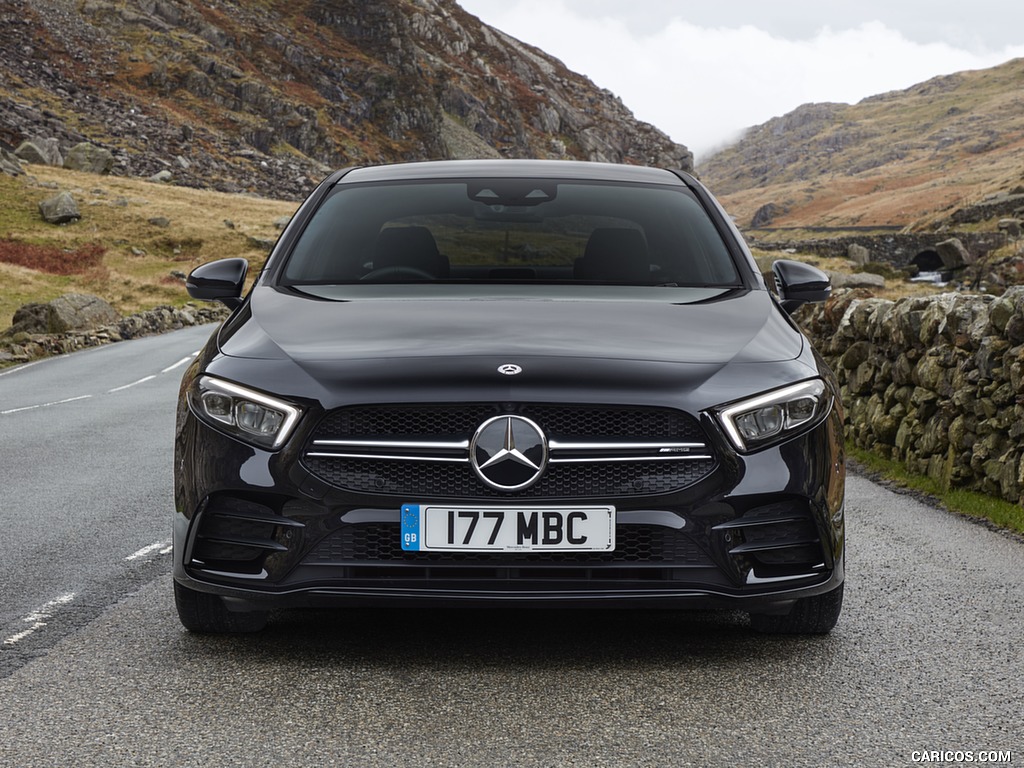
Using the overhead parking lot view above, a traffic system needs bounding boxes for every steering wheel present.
[360,266,435,281]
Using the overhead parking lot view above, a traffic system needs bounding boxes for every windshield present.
[280,179,742,288]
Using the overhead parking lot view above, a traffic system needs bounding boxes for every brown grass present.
[0,238,106,275]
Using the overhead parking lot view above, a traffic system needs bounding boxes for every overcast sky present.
[457,0,1024,161]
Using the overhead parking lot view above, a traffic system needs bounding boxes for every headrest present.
[373,226,449,277]
[579,227,649,283]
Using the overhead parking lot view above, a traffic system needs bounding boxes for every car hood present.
[222,285,802,367]
[206,286,815,410]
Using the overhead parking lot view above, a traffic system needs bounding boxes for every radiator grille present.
[303,403,716,499]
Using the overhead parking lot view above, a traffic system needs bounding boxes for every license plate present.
[401,504,615,552]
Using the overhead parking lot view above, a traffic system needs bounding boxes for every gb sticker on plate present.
[401,504,422,551]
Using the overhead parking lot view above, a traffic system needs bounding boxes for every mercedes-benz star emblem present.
[497,364,523,376]
[470,415,548,491]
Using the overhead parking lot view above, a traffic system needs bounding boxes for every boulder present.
[751,203,783,228]
[63,142,115,174]
[15,138,63,166]
[6,294,120,335]
[6,304,48,336]
[935,237,975,269]
[827,271,886,290]
[998,218,1022,239]
[38,191,81,224]
[51,294,119,331]
[246,235,276,251]
[847,243,871,266]
[0,147,23,176]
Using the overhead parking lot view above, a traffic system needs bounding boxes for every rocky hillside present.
[698,58,1024,230]
[0,0,691,199]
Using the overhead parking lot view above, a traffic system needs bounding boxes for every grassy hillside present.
[0,166,298,327]
[698,58,1024,230]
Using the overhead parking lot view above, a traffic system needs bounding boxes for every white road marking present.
[161,355,194,374]
[0,394,93,415]
[2,349,198,414]
[0,353,74,378]
[0,360,44,377]
[125,540,173,561]
[107,375,157,393]
[3,593,77,646]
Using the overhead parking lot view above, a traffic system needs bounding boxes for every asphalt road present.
[0,325,214,668]
[1,328,1022,767]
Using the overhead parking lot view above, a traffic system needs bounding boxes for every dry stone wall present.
[0,303,228,365]
[799,287,1024,503]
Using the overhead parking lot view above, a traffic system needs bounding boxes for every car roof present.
[338,159,687,186]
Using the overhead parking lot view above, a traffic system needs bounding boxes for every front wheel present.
[749,583,844,635]
[174,581,268,634]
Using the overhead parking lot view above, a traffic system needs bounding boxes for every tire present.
[749,583,844,635]
[174,581,268,634]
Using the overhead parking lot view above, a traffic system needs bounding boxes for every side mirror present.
[186,258,249,309]
[772,259,831,314]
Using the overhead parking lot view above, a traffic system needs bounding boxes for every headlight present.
[190,376,303,450]
[714,379,830,453]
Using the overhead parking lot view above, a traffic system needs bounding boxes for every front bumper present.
[173,402,845,615]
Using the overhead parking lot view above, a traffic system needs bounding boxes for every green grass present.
[848,444,1024,536]
[0,165,297,324]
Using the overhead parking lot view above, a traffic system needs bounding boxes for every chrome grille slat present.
[548,440,706,451]
[306,452,471,463]
[308,438,712,464]
[548,455,714,464]
[312,439,471,450]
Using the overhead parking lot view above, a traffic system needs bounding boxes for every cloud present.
[459,0,1024,160]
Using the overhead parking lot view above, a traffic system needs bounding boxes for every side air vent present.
[189,496,304,577]
[712,501,827,585]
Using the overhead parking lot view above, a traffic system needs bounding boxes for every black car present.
[174,159,845,634]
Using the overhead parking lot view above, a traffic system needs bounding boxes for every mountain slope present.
[697,58,1024,230]
[0,0,691,199]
